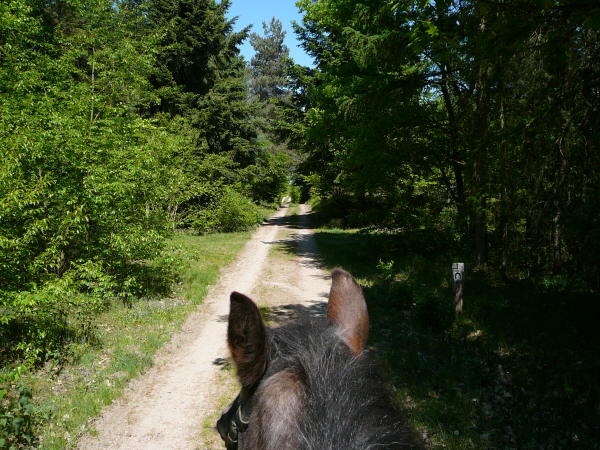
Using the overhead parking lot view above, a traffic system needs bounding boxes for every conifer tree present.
[146,0,248,116]
[249,17,290,102]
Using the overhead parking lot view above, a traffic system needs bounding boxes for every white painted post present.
[452,263,464,313]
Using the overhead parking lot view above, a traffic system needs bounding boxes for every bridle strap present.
[236,402,250,431]
[219,381,259,448]
[218,364,267,449]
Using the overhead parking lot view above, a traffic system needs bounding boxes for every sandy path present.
[79,204,329,450]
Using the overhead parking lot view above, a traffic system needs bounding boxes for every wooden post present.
[452,263,464,313]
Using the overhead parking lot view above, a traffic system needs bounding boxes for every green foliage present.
[0,0,178,292]
[0,367,34,449]
[245,16,298,203]
[0,0,287,373]
[294,0,600,288]
[288,185,301,204]
[1,276,106,366]
[0,2,285,445]
[302,174,322,205]
[249,17,291,102]
[243,151,291,203]
[195,57,258,162]
[376,259,395,283]
[190,189,265,234]
[147,0,244,112]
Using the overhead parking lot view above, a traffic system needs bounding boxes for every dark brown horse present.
[217,268,420,449]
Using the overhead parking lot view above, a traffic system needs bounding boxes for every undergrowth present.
[279,209,600,449]
[1,230,252,448]
[183,188,272,234]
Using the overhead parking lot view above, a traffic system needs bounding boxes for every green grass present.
[199,359,238,448]
[24,231,250,449]
[174,231,252,304]
[302,222,600,449]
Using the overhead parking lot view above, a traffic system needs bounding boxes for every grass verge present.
[293,217,600,449]
[24,231,251,449]
[198,358,238,448]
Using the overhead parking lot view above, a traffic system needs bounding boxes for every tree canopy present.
[0,0,290,369]
[292,0,600,288]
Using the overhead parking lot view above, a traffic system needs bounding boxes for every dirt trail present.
[78,204,330,450]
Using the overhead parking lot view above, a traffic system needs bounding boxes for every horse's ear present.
[327,268,369,355]
[228,292,267,387]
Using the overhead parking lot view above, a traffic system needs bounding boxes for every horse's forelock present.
[246,322,421,449]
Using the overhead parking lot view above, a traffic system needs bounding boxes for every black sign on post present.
[452,263,464,313]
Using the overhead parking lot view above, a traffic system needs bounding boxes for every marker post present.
[452,263,464,313]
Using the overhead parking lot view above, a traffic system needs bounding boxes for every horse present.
[217,268,420,449]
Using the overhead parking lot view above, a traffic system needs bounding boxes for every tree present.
[0,0,290,370]
[249,17,291,102]
[293,0,600,286]
[146,0,247,116]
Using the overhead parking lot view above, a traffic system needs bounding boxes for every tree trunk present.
[470,14,490,269]
[440,64,466,231]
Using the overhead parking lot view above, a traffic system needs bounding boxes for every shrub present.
[1,288,104,366]
[191,189,265,233]
[0,367,35,448]
[303,173,322,204]
[288,185,301,204]
[243,152,290,203]
[0,265,110,367]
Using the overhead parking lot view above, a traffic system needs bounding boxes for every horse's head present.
[217,268,414,449]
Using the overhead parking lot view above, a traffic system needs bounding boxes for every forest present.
[1,0,599,448]
[291,0,600,285]
[1,0,289,359]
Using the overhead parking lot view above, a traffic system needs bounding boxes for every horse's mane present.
[265,321,420,449]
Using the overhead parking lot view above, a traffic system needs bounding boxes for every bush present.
[1,287,104,367]
[0,264,111,367]
[288,185,301,204]
[0,368,35,448]
[191,189,265,233]
[303,174,322,204]
[243,151,290,203]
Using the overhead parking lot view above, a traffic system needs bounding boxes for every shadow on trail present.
[266,301,327,326]
[262,207,319,230]
[216,209,328,327]
[263,231,324,270]
[263,210,326,273]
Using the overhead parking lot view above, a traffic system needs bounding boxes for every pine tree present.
[249,17,290,102]
[147,0,247,116]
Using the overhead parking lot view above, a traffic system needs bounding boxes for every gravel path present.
[78,204,329,450]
